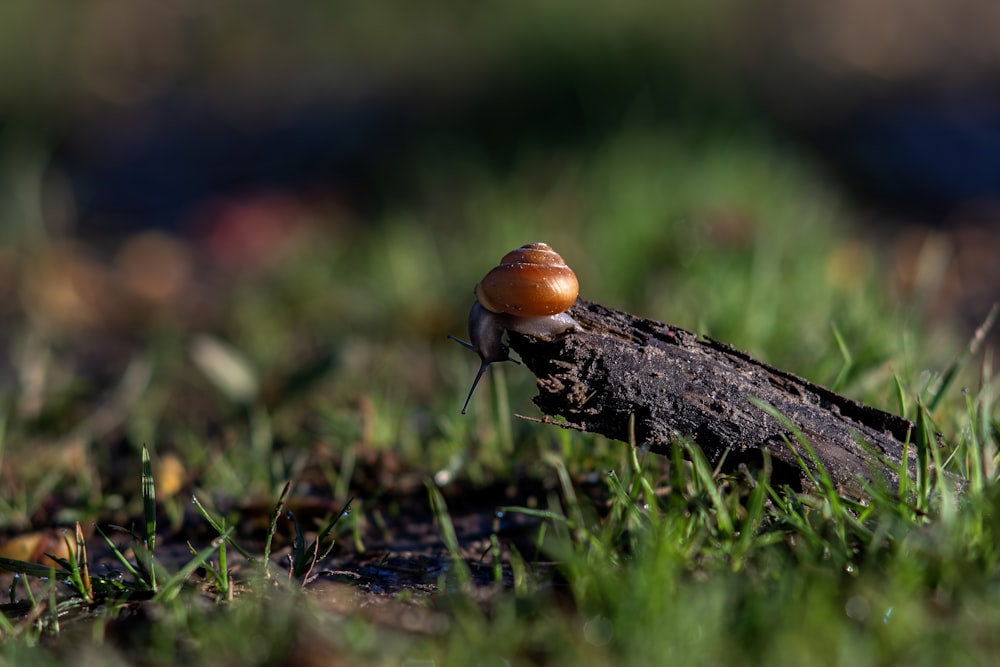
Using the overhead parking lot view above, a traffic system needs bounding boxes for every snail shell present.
[451,242,580,413]
[475,242,579,317]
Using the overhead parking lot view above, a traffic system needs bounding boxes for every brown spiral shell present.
[474,242,578,317]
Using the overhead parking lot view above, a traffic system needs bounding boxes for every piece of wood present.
[507,298,935,497]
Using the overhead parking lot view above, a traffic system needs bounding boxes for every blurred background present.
[0,0,999,494]
[3,5,1000,659]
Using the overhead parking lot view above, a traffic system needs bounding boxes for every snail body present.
[451,242,580,413]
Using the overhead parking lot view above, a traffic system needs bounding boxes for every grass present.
[0,118,998,666]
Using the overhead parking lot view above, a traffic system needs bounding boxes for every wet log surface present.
[508,298,929,497]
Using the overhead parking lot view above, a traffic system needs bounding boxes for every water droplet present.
[341,508,351,517]
[883,607,893,624]
[495,510,505,519]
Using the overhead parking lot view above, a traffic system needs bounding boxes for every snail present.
[450,242,580,413]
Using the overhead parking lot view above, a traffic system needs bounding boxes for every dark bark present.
[507,298,936,497]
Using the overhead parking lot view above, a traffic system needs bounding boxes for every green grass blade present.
[496,506,572,523]
[829,320,854,393]
[426,481,472,587]
[216,539,230,599]
[627,430,659,507]
[508,545,530,598]
[152,528,233,603]
[0,598,14,636]
[915,402,956,515]
[287,509,313,579]
[55,531,89,602]
[605,469,644,531]
[750,397,848,549]
[679,439,734,536]
[892,373,908,420]
[0,557,70,580]
[487,533,503,583]
[928,303,998,411]
[750,398,840,498]
[94,524,151,590]
[262,481,292,574]
[913,402,933,511]
[492,363,513,454]
[308,496,354,562]
[732,451,771,568]
[190,495,255,561]
[72,522,92,602]
[141,446,157,593]
[963,389,985,494]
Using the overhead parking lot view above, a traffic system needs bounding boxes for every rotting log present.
[507,298,941,498]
